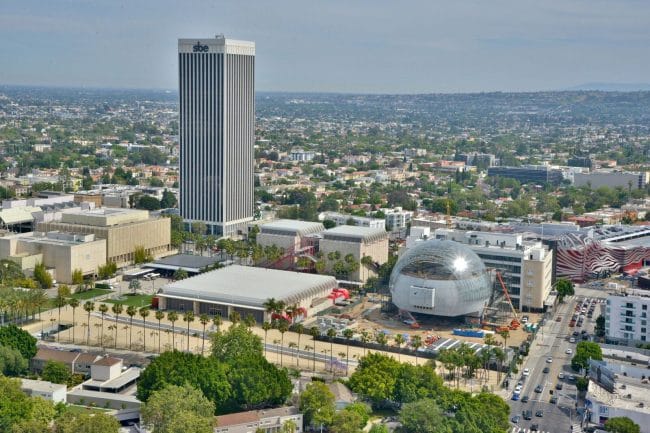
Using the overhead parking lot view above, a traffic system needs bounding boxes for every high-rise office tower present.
[178,36,255,236]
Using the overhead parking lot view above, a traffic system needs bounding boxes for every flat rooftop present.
[159,265,337,308]
[260,219,324,237]
[323,225,388,243]
[145,254,221,272]
[60,207,150,226]
[21,378,66,393]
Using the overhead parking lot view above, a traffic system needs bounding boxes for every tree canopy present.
[142,383,215,433]
[571,341,603,372]
[0,325,37,360]
[604,417,641,433]
[299,382,336,428]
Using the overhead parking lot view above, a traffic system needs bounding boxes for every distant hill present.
[566,82,650,92]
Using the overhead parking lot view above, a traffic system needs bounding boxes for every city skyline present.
[1,0,650,93]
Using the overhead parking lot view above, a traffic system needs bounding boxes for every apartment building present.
[605,294,650,345]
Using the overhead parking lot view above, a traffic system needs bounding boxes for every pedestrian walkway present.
[510,427,553,433]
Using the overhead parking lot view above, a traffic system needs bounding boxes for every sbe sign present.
[193,42,209,52]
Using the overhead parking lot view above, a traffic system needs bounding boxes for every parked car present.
[535,410,544,417]
[521,395,529,403]
[511,415,521,423]
[534,385,543,393]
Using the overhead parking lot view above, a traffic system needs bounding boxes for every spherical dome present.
[390,239,492,317]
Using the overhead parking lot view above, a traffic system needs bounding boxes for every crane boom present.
[496,271,519,321]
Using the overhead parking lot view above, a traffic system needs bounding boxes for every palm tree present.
[277,320,289,366]
[262,321,272,356]
[309,326,319,371]
[55,295,68,342]
[342,328,354,374]
[126,306,137,350]
[288,342,298,365]
[83,301,94,345]
[360,330,371,356]
[69,298,79,344]
[183,311,195,352]
[213,315,222,333]
[294,323,304,368]
[155,310,165,353]
[98,304,108,348]
[244,313,256,329]
[111,303,123,348]
[411,335,423,366]
[493,347,506,383]
[139,307,150,352]
[229,310,241,325]
[326,328,336,373]
[375,332,388,353]
[168,311,178,349]
[498,329,510,349]
[394,333,406,362]
[94,323,102,345]
[199,313,210,355]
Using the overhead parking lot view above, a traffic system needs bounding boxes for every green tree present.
[126,305,137,350]
[111,303,123,348]
[399,399,445,433]
[343,403,370,428]
[299,382,335,429]
[368,424,389,433]
[211,323,264,362]
[572,341,603,372]
[0,376,43,432]
[168,311,178,349]
[98,262,117,279]
[98,303,109,347]
[348,353,400,406]
[604,417,641,433]
[0,345,27,376]
[41,360,71,385]
[33,262,53,289]
[173,268,188,280]
[141,383,215,433]
[83,301,94,345]
[140,307,150,351]
[55,411,120,433]
[595,315,606,337]
[556,278,575,302]
[68,297,80,344]
[0,324,37,359]
[199,313,210,355]
[331,410,363,433]
[71,268,84,285]
[134,246,153,264]
[183,310,195,352]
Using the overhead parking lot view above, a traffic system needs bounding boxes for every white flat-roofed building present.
[256,219,324,253]
[290,148,317,162]
[433,228,553,311]
[586,359,650,432]
[320,225,389,283]
[319,212,386,230]
[383,207,413,232]
[21,379,67,403]
[215,406,303,433]
[574,170,648,190]
[157,265,337,322]
[605,294,650,345]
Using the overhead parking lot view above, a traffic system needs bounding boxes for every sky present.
[1,0,649,93]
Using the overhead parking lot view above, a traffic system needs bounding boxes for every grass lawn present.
[71,289,112,300]
[65,405,111,414]
[105,294,153,308]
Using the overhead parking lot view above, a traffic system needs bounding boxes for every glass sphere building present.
[389,239,492,317]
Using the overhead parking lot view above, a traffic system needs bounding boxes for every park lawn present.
[105,294,153,308]
[71,289,112,300]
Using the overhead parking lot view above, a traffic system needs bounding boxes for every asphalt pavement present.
[507,288,606,433]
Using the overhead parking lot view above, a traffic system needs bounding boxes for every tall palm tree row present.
[126,306,137,350]
[83,301,94,345]
[183,311,195,352]
[155,310,165,353]
[68,298,80,344]
[111,303,123,349]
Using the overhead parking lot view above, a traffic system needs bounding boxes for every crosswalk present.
[510,428,552,433]
[510,424,583,433]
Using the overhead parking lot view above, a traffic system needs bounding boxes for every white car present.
[558,372,565,380]
[569,337,576,343]
[566,349,573,355]
[523,368,530,376]
[515,385,523,393]
[546,357,553,363]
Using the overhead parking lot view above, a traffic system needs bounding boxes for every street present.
[507,286,605,433]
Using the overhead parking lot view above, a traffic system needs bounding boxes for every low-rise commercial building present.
[21,379,67,403]
[605,294,650,345]
[37,208,173,267]
[487,165,564,185]
[256,219,324,253]
[0,231,106,283]
[319,212,386,230]
[384,207,412,232]
[157,265,338,322]
[320,225,389,283]
[432,229,554,311]
[215,406,303,433]
[586,359,650,432]
[574,170,648,190]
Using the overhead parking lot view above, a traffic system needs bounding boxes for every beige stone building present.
[0,231,106,283]
[256,219,324,253]
[319,225,389,283]
[37,208,173,267]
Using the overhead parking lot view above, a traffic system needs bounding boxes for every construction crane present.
[495,271,520,328]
